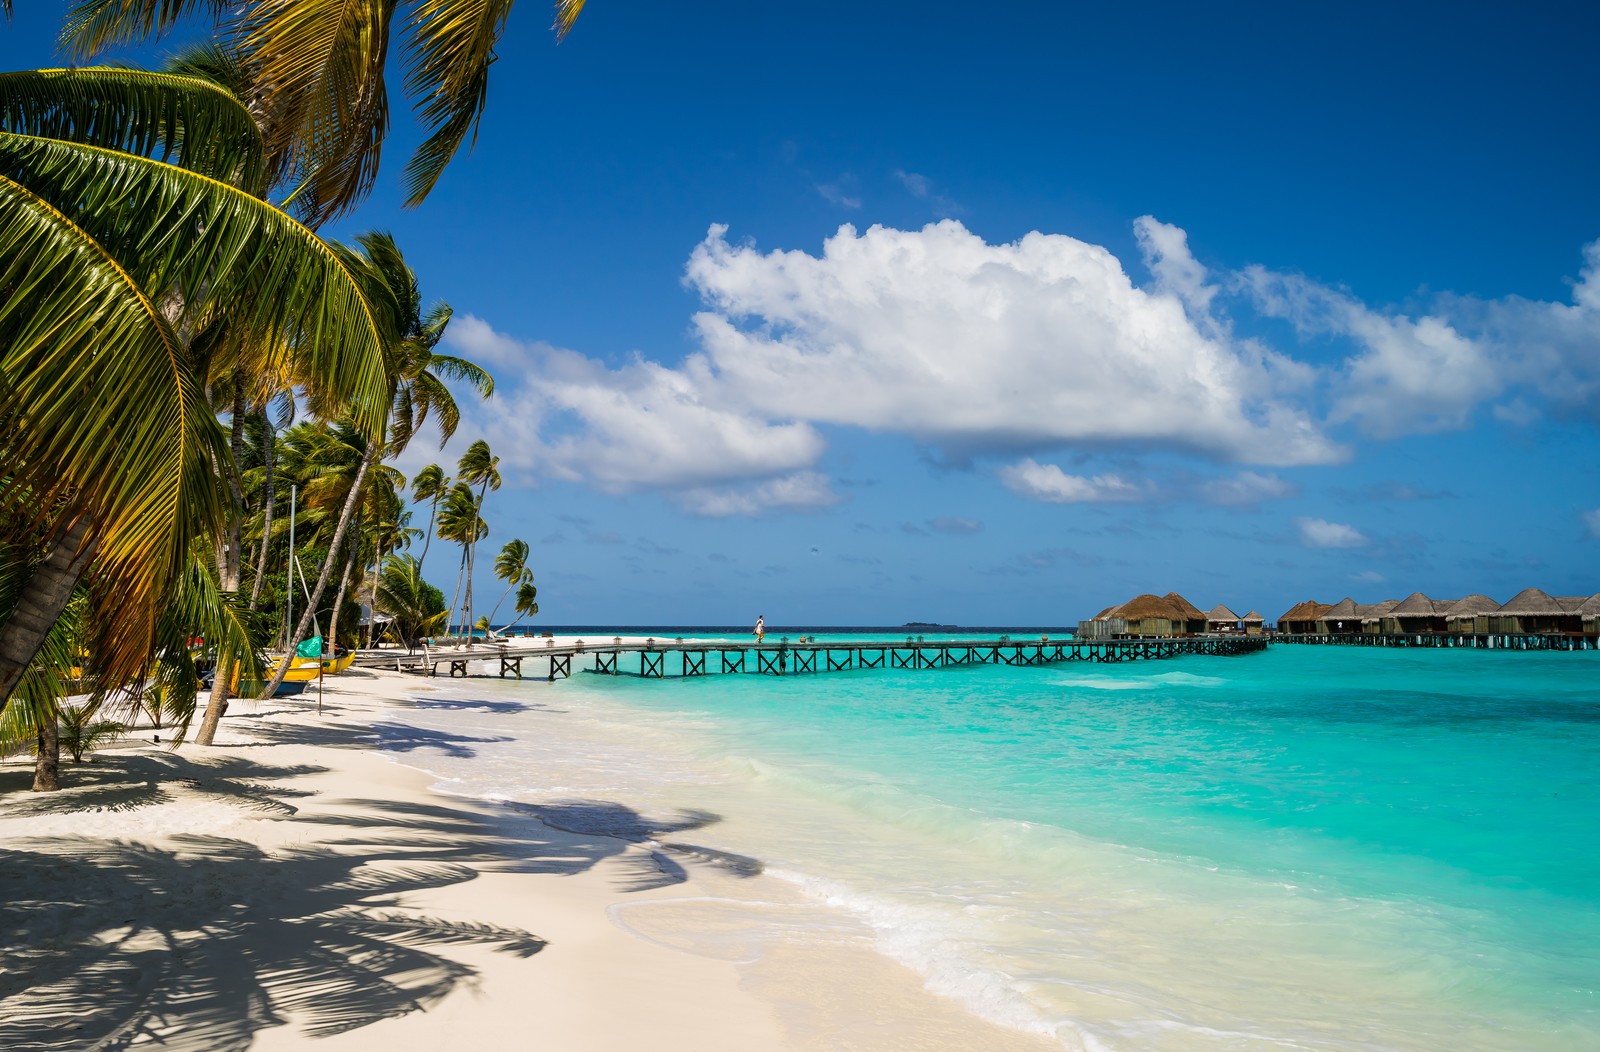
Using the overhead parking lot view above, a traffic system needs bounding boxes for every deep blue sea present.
[381,634,1599,1050]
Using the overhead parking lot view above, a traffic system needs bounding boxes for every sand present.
[0,665,1062,1051]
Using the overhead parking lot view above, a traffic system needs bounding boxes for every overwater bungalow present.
[1164,592,1210,635]
[1277,600,1329,634]
[1241,611,1266,636]
[1443,594,1500,634]
[1488,588,1582,635]
[1117,594,1188,637]
[1205,604,1242,634]
[1316,598,1362,634]
[1380,593,1448,634]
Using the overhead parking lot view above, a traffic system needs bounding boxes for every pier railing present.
[358,635,1270,680]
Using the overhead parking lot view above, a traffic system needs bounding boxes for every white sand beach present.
[0,666,1060,1051]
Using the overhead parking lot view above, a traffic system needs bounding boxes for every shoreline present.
[1,666,1060,1051]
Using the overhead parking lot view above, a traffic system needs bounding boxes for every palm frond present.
[59,0,229,59]
[553,0,586,41]
[244,0,394,226]
[0,67,264,190]
[0,172,227,689]
[0,132,392,441]
[401,0,509,206]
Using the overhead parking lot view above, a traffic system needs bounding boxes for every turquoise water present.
[386,637,1600,1050]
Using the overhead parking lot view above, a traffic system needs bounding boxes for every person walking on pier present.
[754,614,765,643]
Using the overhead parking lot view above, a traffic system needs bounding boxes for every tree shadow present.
[0,753,764,1047]
[0,753,325,817]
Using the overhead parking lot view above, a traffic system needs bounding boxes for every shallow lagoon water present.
[383,638,1600,1051]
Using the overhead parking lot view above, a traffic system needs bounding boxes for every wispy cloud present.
[1583,508,1600,539]
[999,459,1143,504]
[892,169,962,216]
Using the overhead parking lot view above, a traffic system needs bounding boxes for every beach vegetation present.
[452,440,502,641]
[0,66,390,710]
[485,538,535,631]
[373,554,449,649]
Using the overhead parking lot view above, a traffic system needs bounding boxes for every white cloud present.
[440,319,828,513]
[1296,517,1369,549]
[687,220,1341,466]
[1135,215,1218,321]
[678,472,841,517]
[1351,569,1386,583]
[1583,508,1600,539]
[999,458,1143,503]
[1199,471,1296,506]
[1244,237,1600,436]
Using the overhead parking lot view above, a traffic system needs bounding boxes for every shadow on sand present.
[0,737,760,1049]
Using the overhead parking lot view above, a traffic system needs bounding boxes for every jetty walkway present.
[353,635,1269,681]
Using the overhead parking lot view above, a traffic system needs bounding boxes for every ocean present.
[376,634,1599,1051]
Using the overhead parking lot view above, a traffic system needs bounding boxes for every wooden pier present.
[356,635,1269,681]
[1274,632,1598,651]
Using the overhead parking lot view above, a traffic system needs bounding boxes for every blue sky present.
[6,2,1600,625]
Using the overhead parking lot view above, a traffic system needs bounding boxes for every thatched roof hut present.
[1382,592,1447,633]
[1317,597,1360,633]
[1113,594,1186,638]
[1277,600,1328,634]
[1241,610,1266,636]
[1491,587,1581,633]
[1443,594,1499,633]
[1163,592,1208,634]
[1205,604,1242,633]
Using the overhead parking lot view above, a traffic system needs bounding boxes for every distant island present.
[901,622,957,630]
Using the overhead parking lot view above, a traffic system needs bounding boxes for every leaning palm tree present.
[0,67,390,712]
[63,0,590,224]
[410,464,450,571]
[500,581,539,637]
[484,539,533,633]
[454,440,501,642]
[374,554,448,649]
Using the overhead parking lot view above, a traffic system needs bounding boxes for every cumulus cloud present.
[999,459,1143,503]
[1244,237,1600,436]
[1296,517,1369,548]
[1583,508,1600,539]
[686,221,1341,466]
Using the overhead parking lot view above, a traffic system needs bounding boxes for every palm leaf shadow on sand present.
[1,752,766,1046]
[0,834,544,1050]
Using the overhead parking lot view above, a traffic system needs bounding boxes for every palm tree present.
[257,232,489,697]
[0,67,390,712]
[63,0,590,224]
[484,539,533,633]
[454,439,501,642]
[373,554,449,649]
[411,464,450,571]
[435,483,484,639]
[500,581,540,637]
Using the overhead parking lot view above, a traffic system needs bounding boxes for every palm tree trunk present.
[0,516,95,712]
[259,444,375,699]
[330,529,361,649]
[218,375,246,592]
[418,496,438,570]
[248,406,277,611]
[366,541,384,648]
[33,706,60,791]
[447,547,468,643]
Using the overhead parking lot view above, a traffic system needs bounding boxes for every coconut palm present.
[63,0,590,224]
[500,581,539,637]
[411,464,450,571]
[0,67,390,711]
[257,232,489,697]
[435,482,485,639]
[454,439,501,641]
[373,554,448,649]
[484,539,533,632]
